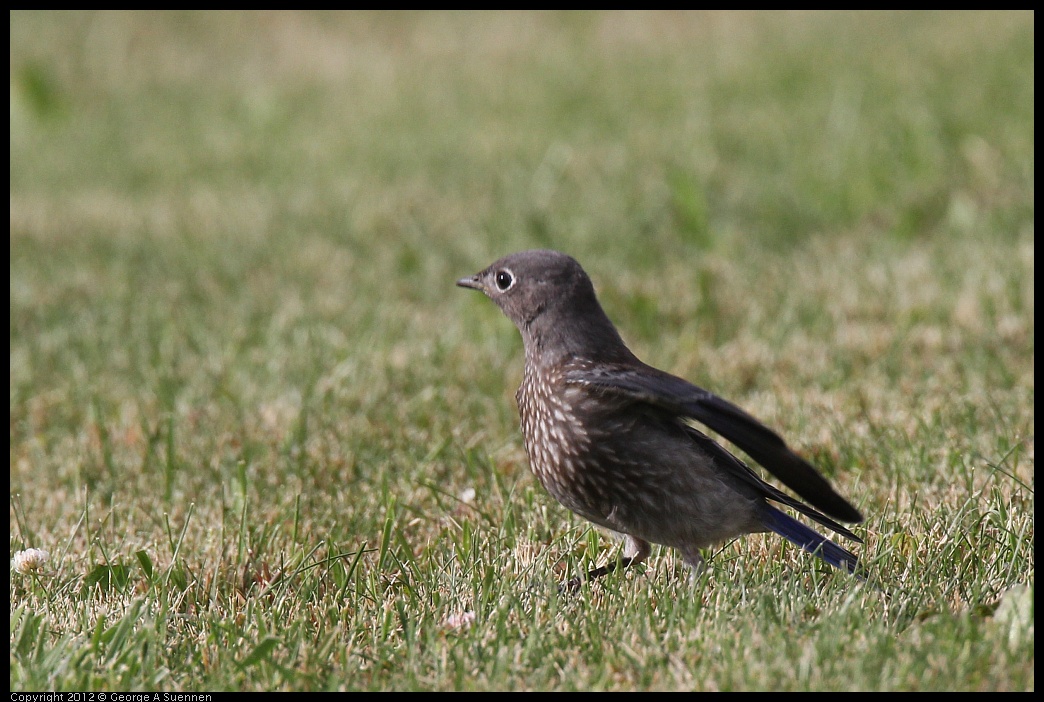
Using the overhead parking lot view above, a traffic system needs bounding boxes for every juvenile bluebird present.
[457,249,864,588]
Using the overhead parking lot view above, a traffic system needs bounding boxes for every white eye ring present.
[494,268,515,291]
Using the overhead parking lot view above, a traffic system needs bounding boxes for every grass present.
[10,10,1033,691]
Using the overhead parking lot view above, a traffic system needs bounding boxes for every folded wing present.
[565,363,864,524]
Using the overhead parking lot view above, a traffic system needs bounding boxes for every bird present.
[457,249,864,589]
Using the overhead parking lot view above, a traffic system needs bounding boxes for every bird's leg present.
[680,547,706,584]
[561,536,650,592]
[621,535,652,565]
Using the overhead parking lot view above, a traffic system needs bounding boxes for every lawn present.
[10,11,1034,691]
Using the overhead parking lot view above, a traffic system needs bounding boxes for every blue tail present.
[760,506,861,576]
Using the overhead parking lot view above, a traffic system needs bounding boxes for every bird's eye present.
[495,270,514,291]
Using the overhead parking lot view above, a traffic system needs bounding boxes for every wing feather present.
[565,363,864,523]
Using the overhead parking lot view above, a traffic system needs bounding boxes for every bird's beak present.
[456,274,484,291]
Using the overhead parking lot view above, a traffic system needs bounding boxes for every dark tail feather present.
[760,506,862,577]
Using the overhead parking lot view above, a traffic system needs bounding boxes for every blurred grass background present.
[10,11,1033,691]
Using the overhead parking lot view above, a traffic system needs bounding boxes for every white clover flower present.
[11,548,50,575]
[444,610,476,630]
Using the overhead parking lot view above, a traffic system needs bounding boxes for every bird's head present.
[457,249,635,364]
